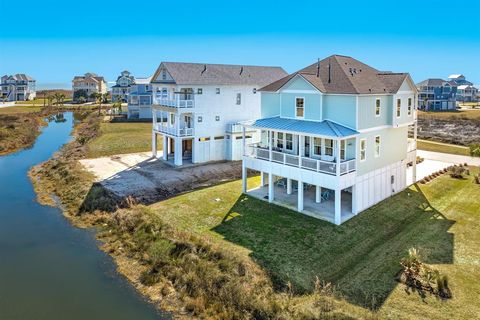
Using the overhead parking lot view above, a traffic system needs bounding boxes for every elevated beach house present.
[241,55,418,225]
[127,76,153,119]
[72,73,107,102]
[111,70,135,102]
[151,62,287,166]
[1,74,36,101]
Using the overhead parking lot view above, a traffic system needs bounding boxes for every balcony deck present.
[154,123,194,137]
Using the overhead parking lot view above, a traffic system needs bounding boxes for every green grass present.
[86,122,159,158]
[149,169,480,319]
[0,105,43,114]
[418,109,480,120]
[417,139,471,156]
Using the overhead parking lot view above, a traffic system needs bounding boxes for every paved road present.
[417,150,480,166]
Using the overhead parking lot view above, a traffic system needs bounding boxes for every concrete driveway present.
[79,151,241,204]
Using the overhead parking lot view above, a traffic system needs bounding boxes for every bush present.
[470,144,480,157]
[449,166,466,179]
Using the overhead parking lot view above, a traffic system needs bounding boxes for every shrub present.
[449,166,466,179]
[470,144,480,157]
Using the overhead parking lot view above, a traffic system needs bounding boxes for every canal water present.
[0,113,168,319]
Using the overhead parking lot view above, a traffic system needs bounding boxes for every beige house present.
[72,72,107,101]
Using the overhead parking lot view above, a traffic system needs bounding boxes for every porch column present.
[287,178,292,195]
[242,162,247,193]
[298,135,304,167]
[268,172,274,203]
[152,131,157,157]
[334,188,342,225]
[174,113,180,136]
[316,185,321,203]
[268,130,273,161]
[162,134,168,160]
[152,108,157,127]
[174,138,182,166]
[336,139,341,176]
[298,181,304,212]
[352,184,358,215]
[260,171,265,186]
[242,126,246,156]
[412,119,418,182]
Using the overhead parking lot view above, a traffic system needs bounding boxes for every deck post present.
[412,117,418,183]
[268,130,273,161]
[242,126,246,156]
[287,178,292,195]
[260,171,265,186]
[174,138,182,166]
[268,172,274,203]
[152,131,157,157]
[298,181,304,212]
[351,184,358,215]
[336,139,341,176]
[162,135,168,160]
[316,185,321,203]
[242,162,247,193]
[334,188,341,225]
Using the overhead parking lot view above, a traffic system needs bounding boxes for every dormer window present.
[375,98,381,116]
[295,97,304,118]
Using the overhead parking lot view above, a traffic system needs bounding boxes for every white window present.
[170,114,175,125]
[325,139,333,156]
[374,135,381,158]
[285,133,293,150]
[162,70,167,80]
[276,132,284,149]
[236,93,241,105]
[215,115,220,121]
[161,88,168,99]
[296,97,304,118]
[340,140,346,160]
[197,88,203,94]
[313,137,321,155]
[360,139,366,161]
[375,98,381,116]
[216,88,220,94]
[396,99,401,117]
[408,98,412,115]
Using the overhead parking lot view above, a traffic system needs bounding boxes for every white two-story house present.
[151,62,287,166]
[241,55,418,225]
[1,74,36,101]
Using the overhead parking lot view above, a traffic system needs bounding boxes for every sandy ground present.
[80,151,241,204]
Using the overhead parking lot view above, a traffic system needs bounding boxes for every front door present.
[304,136,310,157]
[183,139,193,158]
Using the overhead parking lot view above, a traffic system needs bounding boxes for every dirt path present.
[80,151,242,204]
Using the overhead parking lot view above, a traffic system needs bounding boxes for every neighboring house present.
[151,62,287,166]
[416,78,457,110]
[0,74,36,101]
[112,70,135,102]
[128,76,153,119]
[72,73,107,102]
[240,55,418,225]
[448,74,477,102]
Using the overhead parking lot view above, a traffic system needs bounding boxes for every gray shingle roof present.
[416,78,447,87]
[261,55,411,94]
[153,62,287,86]
[247,116,358,138]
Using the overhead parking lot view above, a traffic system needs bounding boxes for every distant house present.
[416,78,457,110]
[72,73,107,102]
[0,74,36,101]
[448,74,478,102]
[241,55,418,225]
[150,62,287,166]
[127,76,152,119]
[111,70,135,102]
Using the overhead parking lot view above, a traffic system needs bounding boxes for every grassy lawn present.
[86,122,159,158]
[417,139,471,156]
[149,169,480,319]
[0,105,43,114]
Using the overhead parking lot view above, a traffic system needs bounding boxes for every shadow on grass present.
[213,183,455,310]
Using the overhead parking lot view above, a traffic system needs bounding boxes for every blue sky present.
[1,0,479,89]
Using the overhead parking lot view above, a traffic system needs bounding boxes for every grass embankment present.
[417,139,471,156]
[86,122,155,158]
[0,105,51,155]
[418,109,480,120]
[30,110,480,318]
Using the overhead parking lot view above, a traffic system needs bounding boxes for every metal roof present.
[246,116,358,138]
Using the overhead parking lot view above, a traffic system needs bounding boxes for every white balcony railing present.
[227,123,244,133]
[154,124,194,137]
[152,94,195,109]
[246,145,356,176]
[407,140,417,153]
